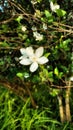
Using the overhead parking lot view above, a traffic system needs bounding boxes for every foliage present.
[0,0,73,127]
[0,86,60,130]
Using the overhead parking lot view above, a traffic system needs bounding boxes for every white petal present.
[19,56,24,60]
[20,48,28,58]
[55,5,60,10]
[22,26,26,32]
[50,1,60,12]
[30,62,38,72]
[54,5,60,12]
[35,47,44,58]
[50,1,54,11]
[20,48,26,55]
[50,1,53,8]
[33,31,38,37]
[43,23,47,30]
[38,56,49,64]
[20,58,32,65]
[33,32,43,41]
[26,47,34,56]
[70,76,73,81]
[19,55,28,60]
[32,26,37,31]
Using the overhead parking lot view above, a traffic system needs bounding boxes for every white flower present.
[50,1,60,12]
[70,76,73,81]
[43,23,47,30]
[19,47,49,72]
[33,31,43,41]
[21,26,27,32]
[34,10,42,18]
[32,26,37,31]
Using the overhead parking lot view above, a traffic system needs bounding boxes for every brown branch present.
[0,16,15,24]
[8,0,25,14]
[0,79,37,108]
[22,80,37,108]
[0,79,26,101]
[53,22,73,29]
[48,25,73,34]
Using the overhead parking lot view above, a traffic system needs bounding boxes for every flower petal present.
[26,47,34,56]
[30,62,38,72]
[20,48,26,55]
[19,56,24,60]
[20,58,32,65]
[35,47,44,58]
[50,1,60,12]
[70,76,73,81]
[38,56,49,64]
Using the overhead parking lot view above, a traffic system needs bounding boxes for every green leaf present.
[24,72,30,78]
[60,39,71,51]
[48,19,53,23]
[50,89,60,97]
[0,41,9,47]
[16,72,23,79]
[48,71,53,82]
[15,15,23,23]
[32,75,40,83]
[44,10,53,23]
[44,53,50,58]
[58,72,63,79]
[63,39,71,47]
[54,67,59,76]
[44,10,52,18]
[56,9,66,17]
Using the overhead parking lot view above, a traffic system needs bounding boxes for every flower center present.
[30,56,38,62]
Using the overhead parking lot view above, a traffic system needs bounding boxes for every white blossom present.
[21,26,27,32]
[43,23,47,30]
[32,26,37,31]
[19,47,49,72]
[50,1,60,12]
[70,76,73,81]
[33,31,43,41]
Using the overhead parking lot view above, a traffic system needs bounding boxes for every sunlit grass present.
[0,86,73,130]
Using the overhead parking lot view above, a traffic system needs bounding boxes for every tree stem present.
[65,81,71,122]
[58,95,65,123]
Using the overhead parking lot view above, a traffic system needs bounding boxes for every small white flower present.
[70,76,73,81]
[19,47,49,72]
[32,26,37,31]
[50,1,60,12]
[31,0,37,5]
[33,31,43,41]
[43,23,47,30]
[34,10,42,18]
[21,26,27,32]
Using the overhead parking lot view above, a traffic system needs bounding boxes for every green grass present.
[0,86,73,130]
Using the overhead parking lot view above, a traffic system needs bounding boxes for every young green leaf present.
[56,9,66,17]
[54,67,59,76]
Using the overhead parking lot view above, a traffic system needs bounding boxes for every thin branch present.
[0,16,15,24]
[53,22,73,29]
